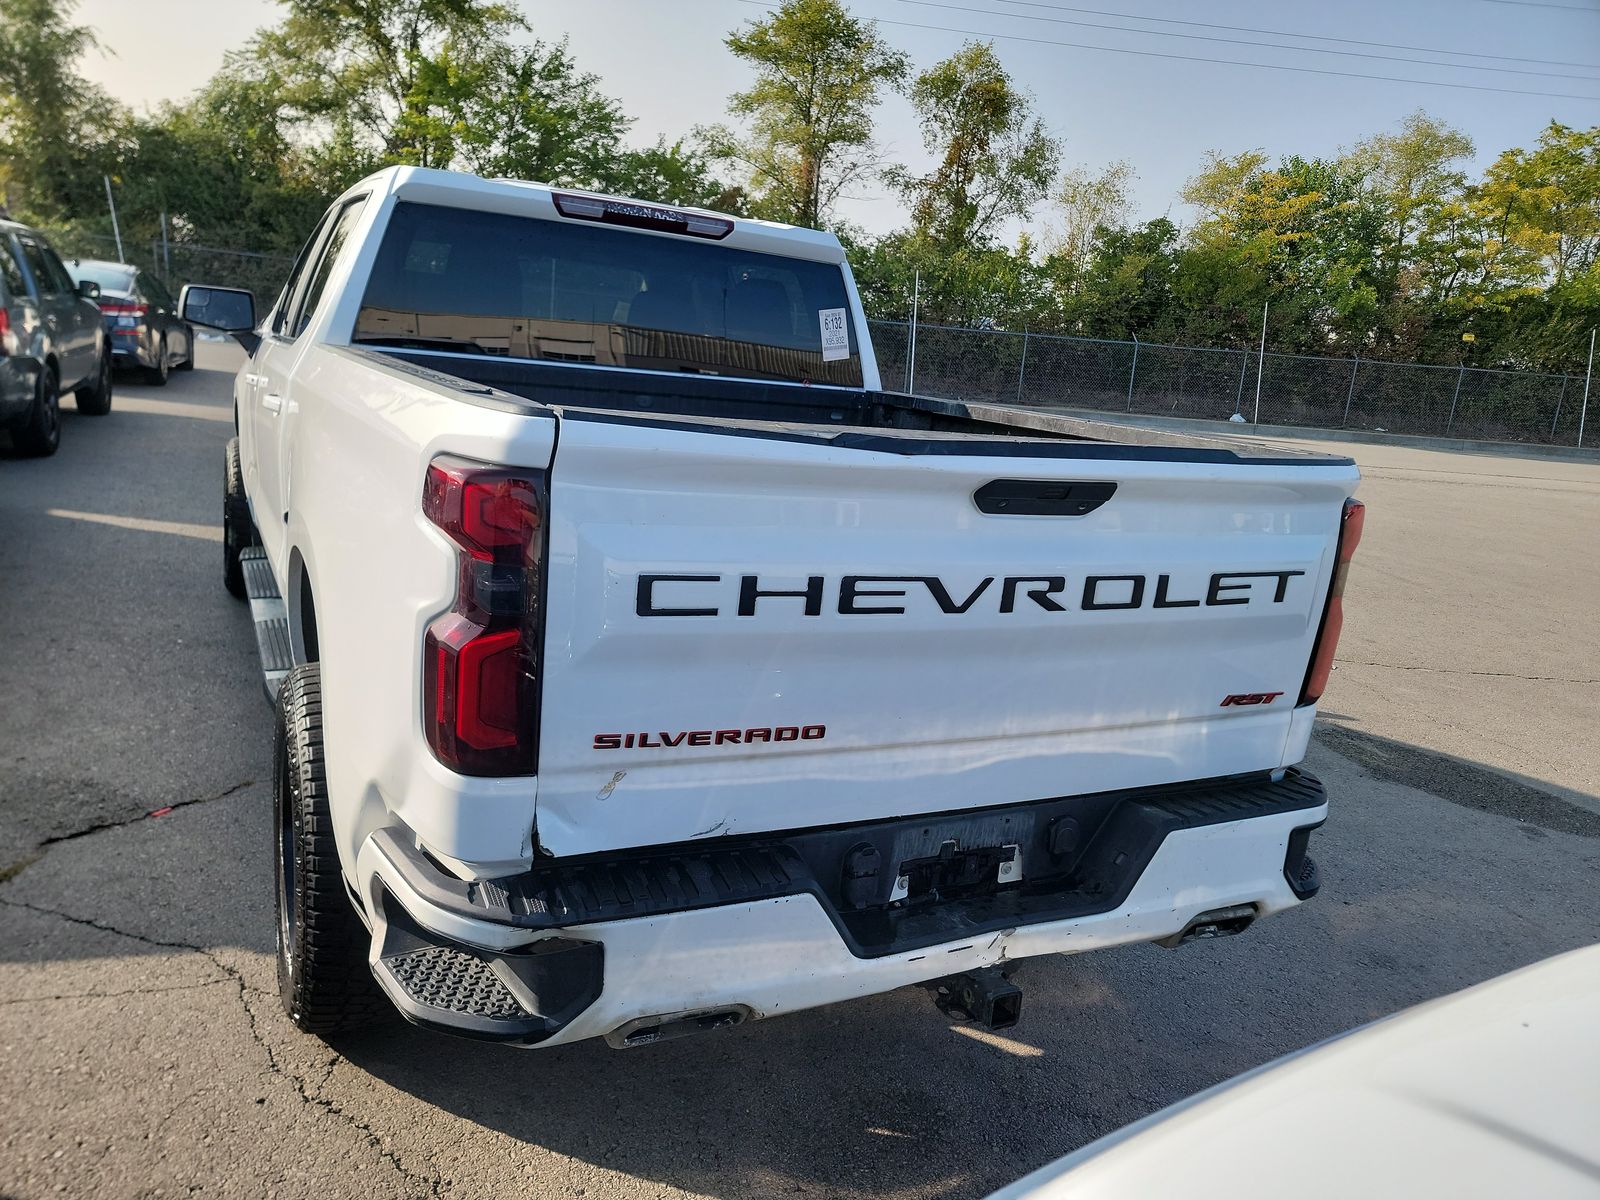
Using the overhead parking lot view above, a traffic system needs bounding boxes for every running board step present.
[239,546,291,701]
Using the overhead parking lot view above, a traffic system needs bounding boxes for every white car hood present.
[991,944,1600,1200]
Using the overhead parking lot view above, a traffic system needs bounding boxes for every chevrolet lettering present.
[636,571,1308,617]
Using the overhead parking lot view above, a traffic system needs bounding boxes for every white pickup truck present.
[188,166,1364,1048]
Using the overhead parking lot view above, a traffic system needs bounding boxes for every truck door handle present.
[973,479,1117,516]
[243,373,264,387]
[262,393,283,414]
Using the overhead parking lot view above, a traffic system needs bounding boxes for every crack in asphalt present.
[38,779,256,848]
[0,978,234,1005]
[1336,659,1600,685]
[0,896,444,1198]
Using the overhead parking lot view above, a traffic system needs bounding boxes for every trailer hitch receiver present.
[927,966,1023,1030]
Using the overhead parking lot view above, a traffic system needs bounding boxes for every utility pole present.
[1580,327,1596,448]
[906,271,920,395]
[103,175,124,261]
[1251,301,1268,424]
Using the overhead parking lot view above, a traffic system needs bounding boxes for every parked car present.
[0,220,112,456]
[70,259,195,386]
[986,944,1600,1200]
[186,167,1362,1049]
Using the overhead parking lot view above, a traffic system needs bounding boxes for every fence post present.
[1233,348,1248,417]
[906,271,920,396]
[1579,327,1595,448]
[1125,334,1140,412]
[1251,301,1268,424]
[1446,364,1465,434]
[1550,375,1568,441]
[102,175,124,261]
[1342,355,1358,426]
[1016,329,1029,404]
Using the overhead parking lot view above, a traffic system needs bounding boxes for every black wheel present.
[11,365,60,457]
[144,337,169,386]
[275,663,384,1034]
[74,348,113,415]
[223,436,257,600]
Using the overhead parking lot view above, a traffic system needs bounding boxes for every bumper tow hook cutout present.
[927,966,1023,1031]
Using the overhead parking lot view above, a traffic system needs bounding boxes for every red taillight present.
[1299,498,1366,705]
[0,308,9,341]
[100,302,148,318]
[422,456,545,775]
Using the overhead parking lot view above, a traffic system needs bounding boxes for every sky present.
[75,0,1600,240]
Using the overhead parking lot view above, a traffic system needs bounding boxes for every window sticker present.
[819,307,849,361]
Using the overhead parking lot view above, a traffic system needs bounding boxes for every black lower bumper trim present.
[370,888,602,1044]
[373,768,1326,960]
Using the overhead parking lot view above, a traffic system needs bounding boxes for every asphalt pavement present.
[2,344,1597,1199]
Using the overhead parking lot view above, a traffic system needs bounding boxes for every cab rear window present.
[354,201,862,387]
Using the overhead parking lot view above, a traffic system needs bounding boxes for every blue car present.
[70,259,195,386]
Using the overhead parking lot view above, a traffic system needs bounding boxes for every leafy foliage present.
[2,0,1594,374]
[888,41,1060,252]
[701,0,906,227]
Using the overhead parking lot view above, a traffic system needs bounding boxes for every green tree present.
[240,0,526,168]
[1053,217,1179,339]
[890,41,1060,252]
[600,139,744,212]
[434,39,629,185]
[0,0,120,220]
[702,0,907,228]
[1344,111,1473,271]
[1050,160,1134,266]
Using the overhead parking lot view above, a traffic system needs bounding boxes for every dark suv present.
[0,220,112,456]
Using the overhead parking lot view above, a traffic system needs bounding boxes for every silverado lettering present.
[594,725,827,750]
[637,571,1307,617]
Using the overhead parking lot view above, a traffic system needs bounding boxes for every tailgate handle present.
[973,479,1116,516]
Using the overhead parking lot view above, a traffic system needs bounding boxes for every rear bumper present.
[0,357,36,423]
[107,326,153,369]
[356,770,1327,1047]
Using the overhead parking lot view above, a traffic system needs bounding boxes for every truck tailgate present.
[535,415,1359,856]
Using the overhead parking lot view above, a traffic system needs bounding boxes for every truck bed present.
[362,346,1350,467]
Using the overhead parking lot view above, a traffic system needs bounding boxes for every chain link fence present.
[42,229,293,312]
[870,320,1593,447]
[23,226,1595,446]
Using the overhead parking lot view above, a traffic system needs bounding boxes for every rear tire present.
[223,436,256,600]
[275,663,384,1035]
[74,348,113,416]
[144,337,169,387]
[11,366,60,457]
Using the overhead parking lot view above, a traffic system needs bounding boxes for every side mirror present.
[77,279,100,301]
[180,284,260,356]
[179,284,256,333]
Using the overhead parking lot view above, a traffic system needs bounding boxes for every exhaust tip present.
[1155,903,1257,949]
[605,1005,753,1049]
